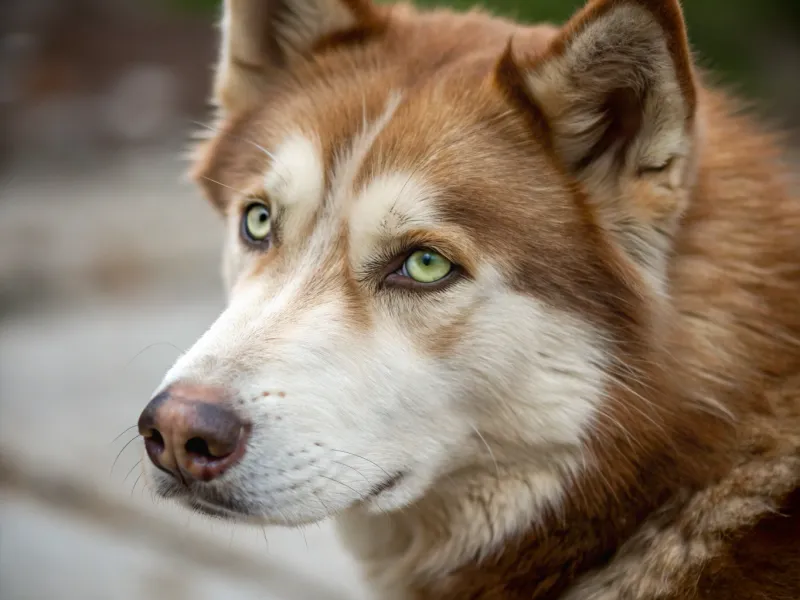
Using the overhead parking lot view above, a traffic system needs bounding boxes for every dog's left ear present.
[498,0,698,290]
[215,0,384,113]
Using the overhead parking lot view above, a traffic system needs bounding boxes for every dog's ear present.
[215,0,384,113]
[497,0,698,292]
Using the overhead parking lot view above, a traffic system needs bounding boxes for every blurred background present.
[0,1,798,599]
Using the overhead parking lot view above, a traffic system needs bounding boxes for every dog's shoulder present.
[696,488,800,600]
[694,379,800,600]
[573,376,800,600]
[412,378,800,600]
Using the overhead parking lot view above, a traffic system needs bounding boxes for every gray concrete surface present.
[0,146,370,600]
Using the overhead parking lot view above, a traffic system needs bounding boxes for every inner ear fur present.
[214,0,385,113]
[497,0,699,290]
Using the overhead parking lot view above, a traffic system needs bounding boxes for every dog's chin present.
[183,496,248,520]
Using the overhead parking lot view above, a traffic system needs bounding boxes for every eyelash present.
[362,246,463,291]
[235,200,463,290]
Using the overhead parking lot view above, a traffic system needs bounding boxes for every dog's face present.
[142,0,698,525]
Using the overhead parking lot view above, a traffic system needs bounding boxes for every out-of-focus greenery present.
[165,0,800,95]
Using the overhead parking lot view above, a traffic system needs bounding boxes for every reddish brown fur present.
[192,0,800,598]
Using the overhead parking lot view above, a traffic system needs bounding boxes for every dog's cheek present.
[448,289,609,452]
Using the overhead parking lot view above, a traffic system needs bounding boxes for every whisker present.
[261,527,270,553]
[277,504,309,550]
[328,449,391,479]
[110,425,138,445]
[313,491,331,518]
[123,459,142,484]
[361,91,368,132]
[200,174,250,197]
[130,473,143,497]
[299,526,309,551]
[471,425,500,479]
[125,341,184,369]
[318,475,365,501]
[111,434,142,476]
[332,460,372,487]
[191,120,277,160]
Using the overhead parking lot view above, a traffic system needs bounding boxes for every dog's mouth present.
[153,477,256,521]
[158,471,407,522]
[366,472,405,499]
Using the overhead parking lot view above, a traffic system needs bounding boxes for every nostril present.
[185,437,215,459]
[144,429,165,455]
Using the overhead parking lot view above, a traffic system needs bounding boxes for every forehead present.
[213,69,579,251]
[198,63,616,303]
[195,57,639,335]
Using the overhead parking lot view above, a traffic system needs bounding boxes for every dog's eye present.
[401,250,453,283]
[242,203,271,244]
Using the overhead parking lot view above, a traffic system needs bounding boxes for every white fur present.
[263,133,325,236]
[330,91,404,208]
[153,209,607,577]
[263,133,324,210]
[338,269,606,595]
[348,171,442,264]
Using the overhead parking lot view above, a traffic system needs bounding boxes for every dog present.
[136,1,800,598]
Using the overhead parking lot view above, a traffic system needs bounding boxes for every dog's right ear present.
[215,0,384,113]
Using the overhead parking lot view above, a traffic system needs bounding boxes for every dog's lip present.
[366,472,405,499]
[163,471,407,520]
[154,478,250,518]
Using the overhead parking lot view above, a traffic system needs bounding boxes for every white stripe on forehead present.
[259,92,403,237]
[328,91,404,207]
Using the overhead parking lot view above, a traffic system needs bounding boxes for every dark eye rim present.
[382,247,463,291]
[240,202,272,247]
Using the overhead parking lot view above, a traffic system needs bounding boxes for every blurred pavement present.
[0,144,370,600]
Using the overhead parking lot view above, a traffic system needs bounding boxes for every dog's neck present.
[336,463,574,599]
[337,461,570,595]
[337,375,800,600]
[336,425,729,600]
[336,349,736,600]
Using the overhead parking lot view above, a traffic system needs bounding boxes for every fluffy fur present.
[139,0,800,598]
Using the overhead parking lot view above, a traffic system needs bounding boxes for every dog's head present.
[139,0,699,524]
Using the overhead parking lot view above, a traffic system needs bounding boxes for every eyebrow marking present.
[348,171,443,267]
[329,91,404,207]
[263,133,324,206]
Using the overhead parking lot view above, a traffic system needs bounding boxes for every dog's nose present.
[138,384,249,483]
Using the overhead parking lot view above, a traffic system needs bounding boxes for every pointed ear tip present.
[496,23,562,73]
[592,0,684,13]
[608,0,688,29]
[553,0,691,62]
[576,0,687,28]
[494,36,538,84]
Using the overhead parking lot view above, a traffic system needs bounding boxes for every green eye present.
[402,250,453,283]
[242,203,271,242]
